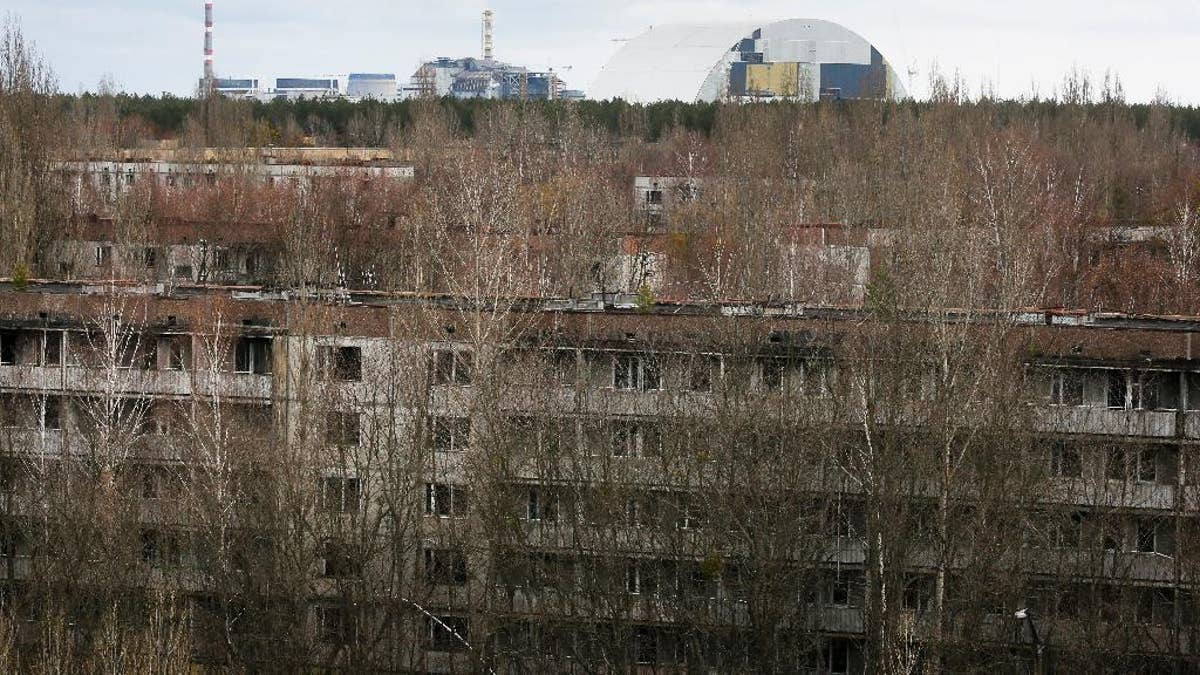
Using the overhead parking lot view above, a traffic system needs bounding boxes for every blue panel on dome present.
[819,62,886,99]
[729,61,747,95]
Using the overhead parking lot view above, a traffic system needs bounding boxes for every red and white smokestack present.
[203,0,215,83]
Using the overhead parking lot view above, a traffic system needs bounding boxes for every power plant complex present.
[197,4,904,103]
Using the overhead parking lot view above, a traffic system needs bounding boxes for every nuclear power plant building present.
[590,19,906,103]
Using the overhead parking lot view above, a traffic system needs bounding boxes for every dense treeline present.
[50,91,1200,146]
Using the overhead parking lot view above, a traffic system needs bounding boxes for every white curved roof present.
[589,22,757,103]
[589,19,904,103]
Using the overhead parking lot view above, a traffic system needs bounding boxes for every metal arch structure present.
[589,22,757,103]
[588,18,906,103]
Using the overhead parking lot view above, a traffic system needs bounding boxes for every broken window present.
[635,626,658,665]
[829,570,861,607]
[325,412,361,447]
[140,528,181,568]
[143,247,157,269]
[1106,370,1128,409]
[674,494,703,530]
[0,331,18,365]
[689,354,718,392]
[553,349,576,386]
[1136,587,1176,625]
[116,334,155,370]
[95,245,111,267]
[425,482,468,518]
[427,616,470,652]
[645,189,663,205]
[1050,441,1083,478]
[1047,369,1084,405]
[1050,512,1084,548]
[41,396,62,430]
[315,605,357,644]
[161,335,190,371]
[903,574,935,614]
[430,416,469,452]
[318,346,362,381]
[760,357,788,391]
[321,540,361,578]
[1135,518,1174,556]
[233,336,272,375]
[1137,447,1159,483]
[42,331,63,366]
[424,548,468,586]
[527,487,559,522]
[433,349,472,385]
[320,476,360,514]
[1132,372,1179,411]
[610,420,662,458]
[613,353,660,391]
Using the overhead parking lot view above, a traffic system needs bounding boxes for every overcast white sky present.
[6,0,1199,103]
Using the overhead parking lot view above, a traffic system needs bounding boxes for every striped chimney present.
[203,0,214,83]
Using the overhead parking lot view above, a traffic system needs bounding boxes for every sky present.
[5,0,1199,104]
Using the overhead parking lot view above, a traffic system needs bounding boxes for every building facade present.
[1,277,1198,672]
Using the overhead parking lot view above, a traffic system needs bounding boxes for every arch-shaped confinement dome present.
[590,19,906,103]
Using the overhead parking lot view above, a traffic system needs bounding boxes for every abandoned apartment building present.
[1,277,1199,672]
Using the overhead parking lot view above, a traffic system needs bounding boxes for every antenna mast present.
[482,9,494,61]
[203,0,215,88]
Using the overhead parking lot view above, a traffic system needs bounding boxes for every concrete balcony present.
[1182,412,1200,439]
[62,366,192,397]
[1,364,271,401]
[1036,406,1175,438]
[0,427,65,455]
[0,557,31,580]
[0,364,68,391]
[194,372,272,400]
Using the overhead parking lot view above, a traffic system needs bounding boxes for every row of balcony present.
[0,365,271,400]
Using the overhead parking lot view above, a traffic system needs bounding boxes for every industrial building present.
[211,77,262,97]
[346,73,398,100]
[409,57,568,101]
[590,19,906,103]
[195,3,570,102]
[273,77,341,100]
[406,10,575,101]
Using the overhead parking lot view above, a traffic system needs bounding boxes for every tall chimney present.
[203,0,215,86]
[481,9,494,61]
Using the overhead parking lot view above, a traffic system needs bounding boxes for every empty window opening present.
[433,349,472,385]
[425,482,468,518]
[234,336,272,375]
[426,616,470,652]
[1050,442,1082,478]
[431,416,469,452]
[320,476,360,514]
[613,353,660,391]
[424,548,468,586]
[325,412,361,447]
[319,346,362,381]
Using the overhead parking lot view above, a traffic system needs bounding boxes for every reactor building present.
[405,9,579,101]
[590,19,906,103]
